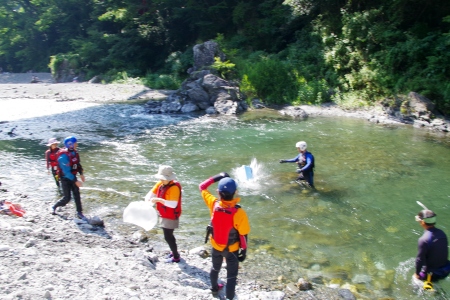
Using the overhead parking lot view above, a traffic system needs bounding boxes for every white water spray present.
[232,158,266,192]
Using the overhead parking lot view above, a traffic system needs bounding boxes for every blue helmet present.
[64,136,77,149]
[218,177,237,194]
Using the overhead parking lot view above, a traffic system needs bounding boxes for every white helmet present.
[295,141,307,151]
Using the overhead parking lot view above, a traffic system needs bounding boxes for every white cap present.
[47,138,60,146]
[296,141,307,151]
[154,165,177,181]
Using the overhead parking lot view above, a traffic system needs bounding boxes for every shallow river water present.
[1,98,450,299]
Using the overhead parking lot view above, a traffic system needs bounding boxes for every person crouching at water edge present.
[280,141,315,188]
[199,173,250,300]
[51,136,86,220]
[145,165,182,263]
[414,209,450,284]
[45,137,61,188]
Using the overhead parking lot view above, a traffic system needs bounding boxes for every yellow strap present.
[423,273,434,291]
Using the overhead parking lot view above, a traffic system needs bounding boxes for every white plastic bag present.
[123,201,158,231]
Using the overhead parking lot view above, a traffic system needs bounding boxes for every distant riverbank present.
[1,72,448,135]
[0,72,173,102]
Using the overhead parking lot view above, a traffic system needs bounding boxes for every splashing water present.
[393,258,449,299]
[232,158,267,193]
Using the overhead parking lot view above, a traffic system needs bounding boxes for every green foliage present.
[163,51,192,77]
[331,90,372,109]
[295,76,331,105]
[143,73,181,90]
[108,71,144,85]
[48,53,83,78]
[240,56,298,104]
[211,57,236,79]
[240,74,258,102]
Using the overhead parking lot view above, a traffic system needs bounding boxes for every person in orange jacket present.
[145,165,182,263]
[199,172,250,300]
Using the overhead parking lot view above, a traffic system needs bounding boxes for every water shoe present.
[76,212,87,221]
[211,283,224,296]
[164,256,181,263]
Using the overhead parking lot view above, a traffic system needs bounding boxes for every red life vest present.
[46,147,60,168]
[297,151,315,169]
[3,201,26,217]
[155,182,182,220]
[57,148,81,176]
[211,201,240,246]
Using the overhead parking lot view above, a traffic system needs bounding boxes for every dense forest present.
[1,0,450,113]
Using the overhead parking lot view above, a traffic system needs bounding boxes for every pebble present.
[0,244,10,251]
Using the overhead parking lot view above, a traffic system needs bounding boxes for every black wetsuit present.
[416,227,449,280]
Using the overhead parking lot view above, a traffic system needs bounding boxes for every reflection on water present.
[1,101,450,299]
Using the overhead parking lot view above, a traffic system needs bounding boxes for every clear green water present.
[1,101,450,299]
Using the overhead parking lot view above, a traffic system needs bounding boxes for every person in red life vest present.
[199,172,250,300]
[51,136,86,220]
[145,165,182,263]
[45,138,61,188]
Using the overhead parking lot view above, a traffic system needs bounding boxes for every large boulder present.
[201,74,229,92]
[53,59,85,83]
[146,41,246,116]
[160,99,182,113]
[181,102,199,113]
[186,83,210,104]
[191,41,226,72]
[279,106,308,119]
[214,99,239,115]
[407,92,435,120]
[375,93,449,132]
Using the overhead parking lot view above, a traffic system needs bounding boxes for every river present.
[1,98,450,299]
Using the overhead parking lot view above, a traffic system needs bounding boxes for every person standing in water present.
[145,165,182,263]
[280,141,315,188]
[45,138,61,188]
[414,209,450,282]
[51,136,86,220]
[199,172,250,300]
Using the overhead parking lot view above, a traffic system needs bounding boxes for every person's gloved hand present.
[212,172,230,182]
[419,272,427,280]
[296,168,303,173]
[238,249,246,262]
[279,159,286,163]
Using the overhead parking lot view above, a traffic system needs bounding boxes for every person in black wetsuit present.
[414,209,450,282]
[280,141,315,188]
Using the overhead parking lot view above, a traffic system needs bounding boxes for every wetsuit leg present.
[71,183,82,213]
[210,248,223,291]
[51,169,60,187]
[54,178,72,208]
[163,228,179,259]
[225,250,239,300]
[308,171,314,188]
[303,170,314,188]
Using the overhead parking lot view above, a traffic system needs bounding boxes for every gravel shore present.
[0,73,173,103]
